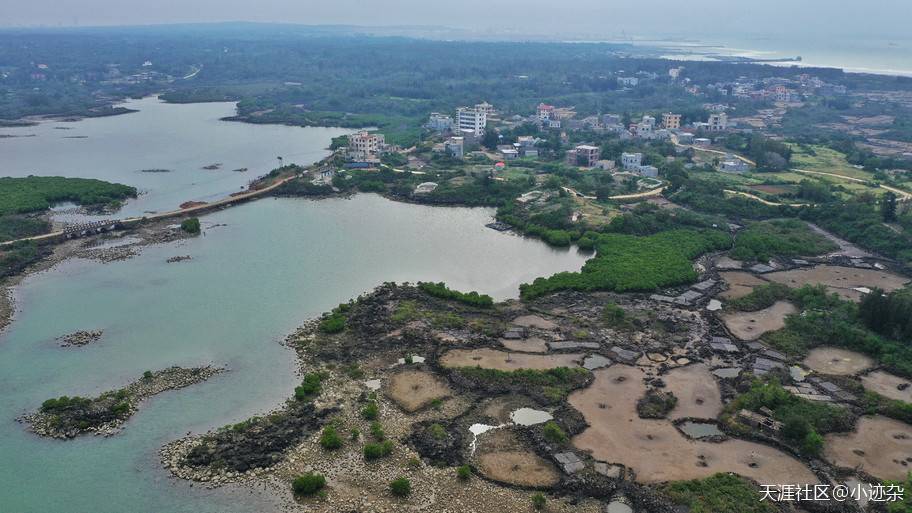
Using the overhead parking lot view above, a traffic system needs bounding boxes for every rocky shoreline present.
[23,366,224,439]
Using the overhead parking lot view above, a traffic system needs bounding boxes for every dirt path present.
[793,168,912,200]
[723,189,808,207]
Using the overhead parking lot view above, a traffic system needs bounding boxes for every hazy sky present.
[0,0,909,41]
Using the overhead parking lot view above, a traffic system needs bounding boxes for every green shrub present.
[531,493,546,510]
[370,421,386,441]
[361,401,379,420]
[180,217,201,234]
[662,473,777,513]
[319,312,346,334]
[294,372,324,401]
[364,440,394,460]
[542,421,568,444]
[428,423,447,440]
[319,425,343,450]
[456,465,471,480]
[731,219,837,262]
[390,477,411,497]
[291,473,326,496]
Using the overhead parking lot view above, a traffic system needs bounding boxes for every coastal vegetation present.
[730,219,837,261]
[292,472,326,496]
[417,282,493,308]
[1,240,50,278]
[520,229,731,299]
[180,217,201,235]
[0,176,136,216]
[661,473,777,513]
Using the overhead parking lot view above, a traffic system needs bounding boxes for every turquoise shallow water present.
[0,194,588,513]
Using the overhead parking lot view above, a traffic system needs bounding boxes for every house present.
[475,101,496,116]
[618,77,639,87]
[621,152,643,170]
[499,148,520,160]
[537,103,556,121]
[348,131,386,160]
[575,145,601,167]
[662,113,681,130]
[456,106,487,137]
[427,113,454,132]
[677,132,694,145]
[637,165,658,178]
[736,409,782,435]
[694,137,711,147]
[445,137,464,159]
[595,160,616,171]
[720,155,750,173]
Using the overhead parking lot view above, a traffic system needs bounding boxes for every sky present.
[0,0,909,42]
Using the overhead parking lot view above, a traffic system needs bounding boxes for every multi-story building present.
[537,103,555,121]
[574,145,601,167]
[707,112,728,132]
[475,102,496,117]
[621,152,643,170]
[445,137,464,159]
[348,131,385,160]
[456,106,487,137]
[662,113,682,130]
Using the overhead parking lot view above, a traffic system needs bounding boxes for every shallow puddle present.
[510,408,553,426]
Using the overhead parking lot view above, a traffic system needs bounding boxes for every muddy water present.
[861,370,912,402]
[569,365,818,484]
[439,348,583,371]
[765,265,909,302]
[663,364,723,420]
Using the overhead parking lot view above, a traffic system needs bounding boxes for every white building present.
[427,112,454,132]
[475,102,496,116]
[348,131,386,160]
[618,77,639,87]
[456,106,487,137]
[621,152,643,170]
[537,103,556,121]
[445,137,464,159]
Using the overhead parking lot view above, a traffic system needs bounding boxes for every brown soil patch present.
[500,337,549,353]
[749,184,795,195]
[385,370,452,413]
[663,364,723,420]
[511,314,559,330]
[765,265,909,302]
[569,365,817,484]
[721,301,796,341]
[860,371,912,403]
[478,451,560,487]
[824,416,912,481]
[802,347,874,376]
[718,271,769,300]
[439,348,582,371]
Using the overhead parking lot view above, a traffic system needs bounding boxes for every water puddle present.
[678,421,723,440]
[605,499,633,513]
[510,408,553,426]
[469,423,506,454]
[789,365,808,382]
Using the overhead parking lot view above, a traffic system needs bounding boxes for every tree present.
[482,127,499,150]
[180,217,201,235]
[883,192,898,222]
[319,425,343,450]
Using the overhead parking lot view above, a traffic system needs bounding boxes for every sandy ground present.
[663,364,723,420]
[802,347,874,376]
[718,271,769,300]
[721,301,796,341]
[474,428,559,488]
[439,349,583,371]
[824,416,912,481]
[386,370,452,413]
[569,365,818,484]
[764,265,909,302]
[499,337,549,353]
[511,315,558,330]
[860,370,912,403]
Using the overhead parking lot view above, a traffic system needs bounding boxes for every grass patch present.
[417,282,493,308]
[454,367,590,404]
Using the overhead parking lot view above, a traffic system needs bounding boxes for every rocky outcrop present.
[57,329,103,347]
[23,366,223,439]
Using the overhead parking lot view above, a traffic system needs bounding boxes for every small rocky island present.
[24,366,223,439]
[57,329,103,347]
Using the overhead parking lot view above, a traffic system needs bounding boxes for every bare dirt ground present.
[805,225,872,258]
[439,349,583,371]
[860,370,912,403]
[764,265,908,302]
[663,364,723,420]
[511,314,558,330]
[824,416,912,481]
[569,365,818,484]
[718,271,769,300]
[721,301,796,341]
[802,347,875,376]
[386,370,452,413]
[474,428,560,488]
